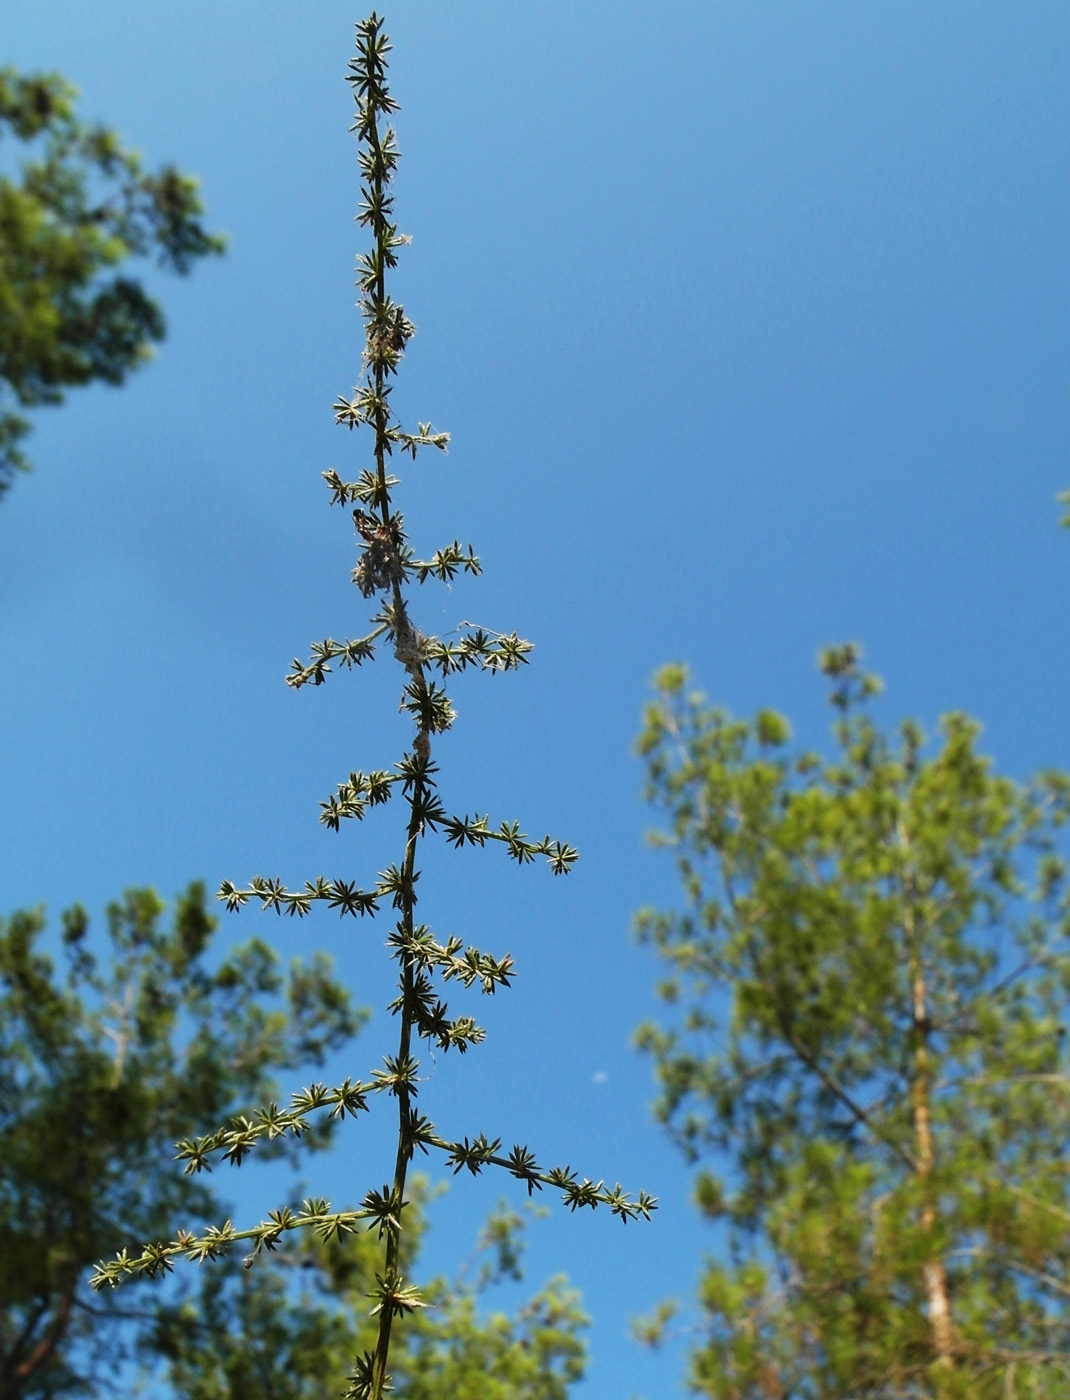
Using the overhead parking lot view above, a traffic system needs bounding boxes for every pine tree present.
[0,67,222,493]
[637,646,1070,1399]
[0,884,358,1399]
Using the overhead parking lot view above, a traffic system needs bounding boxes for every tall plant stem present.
[87,14,654,1384]
[362,34,431,1386]
[371,728,426,1398]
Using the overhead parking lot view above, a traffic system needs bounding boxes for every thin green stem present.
[362,49,427,1392]
[370,741,425,1398]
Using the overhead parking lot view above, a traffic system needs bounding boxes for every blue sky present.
[4,3,1070,1396]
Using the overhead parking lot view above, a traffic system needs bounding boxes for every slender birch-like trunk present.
[899,818,954,1373]
[911,964,954,1366]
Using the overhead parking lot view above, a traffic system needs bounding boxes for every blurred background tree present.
[0,884,359,1398]
[0,65,223,496]
[636,647,1070,1399]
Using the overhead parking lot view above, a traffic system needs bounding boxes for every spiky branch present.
[94,16,653,1399]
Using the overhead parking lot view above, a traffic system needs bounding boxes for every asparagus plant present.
[93,15,653,1399]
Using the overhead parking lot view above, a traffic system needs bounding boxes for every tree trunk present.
[911,966,954,1368]
[5,1283,76,1398]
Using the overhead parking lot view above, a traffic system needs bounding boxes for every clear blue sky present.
[4,4,1070,1396]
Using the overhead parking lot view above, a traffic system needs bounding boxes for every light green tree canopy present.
[0,66,223,493]
[637,646,1070,1399]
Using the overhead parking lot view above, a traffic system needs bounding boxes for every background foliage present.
[0,65,222,492]
[637,651,1070,1397]
[0,884,358,1397]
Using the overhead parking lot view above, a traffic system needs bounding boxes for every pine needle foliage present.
[0,66,223,493]
[636,646,1070,1399]
[93,16,653,1399]
[0,884,361,1400]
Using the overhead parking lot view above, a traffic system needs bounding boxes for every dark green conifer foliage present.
[0,67,223,493]
[93,17,653,1400]
[0,884,360,1400]
[636,646,1070,1398]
